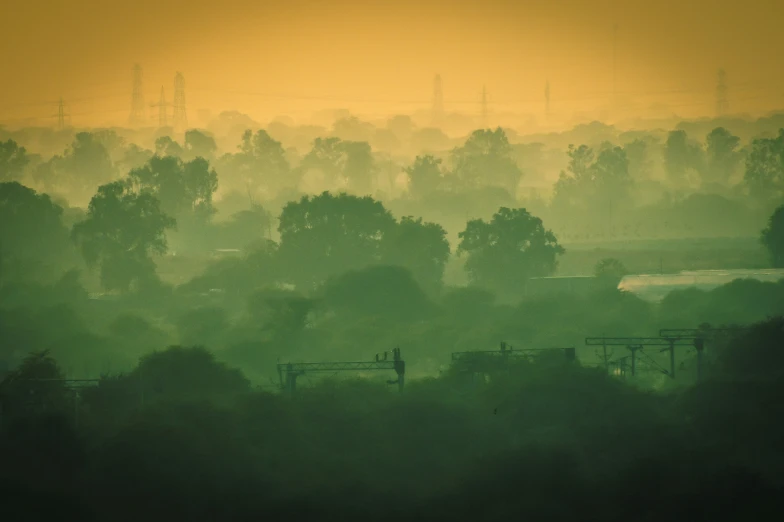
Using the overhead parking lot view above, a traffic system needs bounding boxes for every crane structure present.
[277,347,405,395]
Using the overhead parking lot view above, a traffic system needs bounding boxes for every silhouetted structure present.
[173,72,187,131]
[152,87,169,128]
[130,64,146,126]
[57,97,68,130]
[277,348,405,395]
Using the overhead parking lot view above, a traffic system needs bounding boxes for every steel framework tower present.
[152,87,169,128]
[716,69,729,117]
[432,74,444,124]
[130,64,146,126]
[173,72,187,130]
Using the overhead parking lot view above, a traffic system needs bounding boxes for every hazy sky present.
[2,0,783,127]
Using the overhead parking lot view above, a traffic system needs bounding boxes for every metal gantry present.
[277,347,405,395]
[585,337,696,378]
[450,342,575,386]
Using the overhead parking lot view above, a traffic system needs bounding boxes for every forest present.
[2,109,784,521]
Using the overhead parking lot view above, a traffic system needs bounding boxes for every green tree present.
[381,216,451,294]
[184,129,218,161]
[664,130,704,187]
[552,144,632,230]
[72,181,176,292]
[594,258,628,288]
[276,191,396,291]
[705,127,741,186]
[451,128,522,193]
[761,204,784,267]
[623,138,653,181]
[128,155,218,220]
[743,129,784,204]
[342,141,375,195]
[0,139,29,182]
[154,136,184,157]
[405,155,443,197]
[457,207,564,296]
[0,182,71,263]
[221,129,291,197]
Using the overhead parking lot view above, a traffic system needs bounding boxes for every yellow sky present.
[1,0,783,127]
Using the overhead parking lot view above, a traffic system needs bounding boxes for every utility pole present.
[481,85,488,128]
[130,64,146,126]
[716,69,729,117]
[173,72,187,131]
[545,80,551,123]
[432,74,445,125]
[151,87,170,128]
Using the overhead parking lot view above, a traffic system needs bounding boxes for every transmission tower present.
[151,87,170,128]
[545,80,551,122]
[172,71,187,130]
[716,69,729,117]
[130,64,146,126]
[481,85,488,128]
[432,74,445,124]
[56,98,70,130]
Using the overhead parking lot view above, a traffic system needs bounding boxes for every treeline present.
[1,318,783,521]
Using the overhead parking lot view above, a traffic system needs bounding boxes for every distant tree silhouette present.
[761,204,784,267]
[183,129,218,161]
[594,258,628,288]
[451,128,522,193]
[72,181,175,292]
[744,129,784,204]
[381,216,450,294]
[277,191,396,291]
[664,130,704,187]
[405,155,443,197]
[457,207,564,297]
[0,139,29,182]
[705,127,741,186]
[127,155,218,221]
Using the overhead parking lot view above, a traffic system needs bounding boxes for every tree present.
[744,129,784,204]
[71,181,176,292]
[451,128,522,193]
[623,139,653,181]
[220,129,291,198]
[319,265,435,322]
[664,130,704,187]
[127,155,218,220]
[405,155,443,197]
[0,181,69,252]
[154,136,184,157]
[0,139,29,182]
[276,191,396,290]
[381,216,451,294]
[342,141,375,195]
[705,127,741,186]
[594,258,628,288]
[184,129,218,161]
[761,204,784,268]
[457,207,564,296]
[552,144,632,234]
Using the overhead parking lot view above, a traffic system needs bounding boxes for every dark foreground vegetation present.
[1,317,783,522]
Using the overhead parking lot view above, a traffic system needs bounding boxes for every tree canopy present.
[72,181,176,292]
[457,207,564,297]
